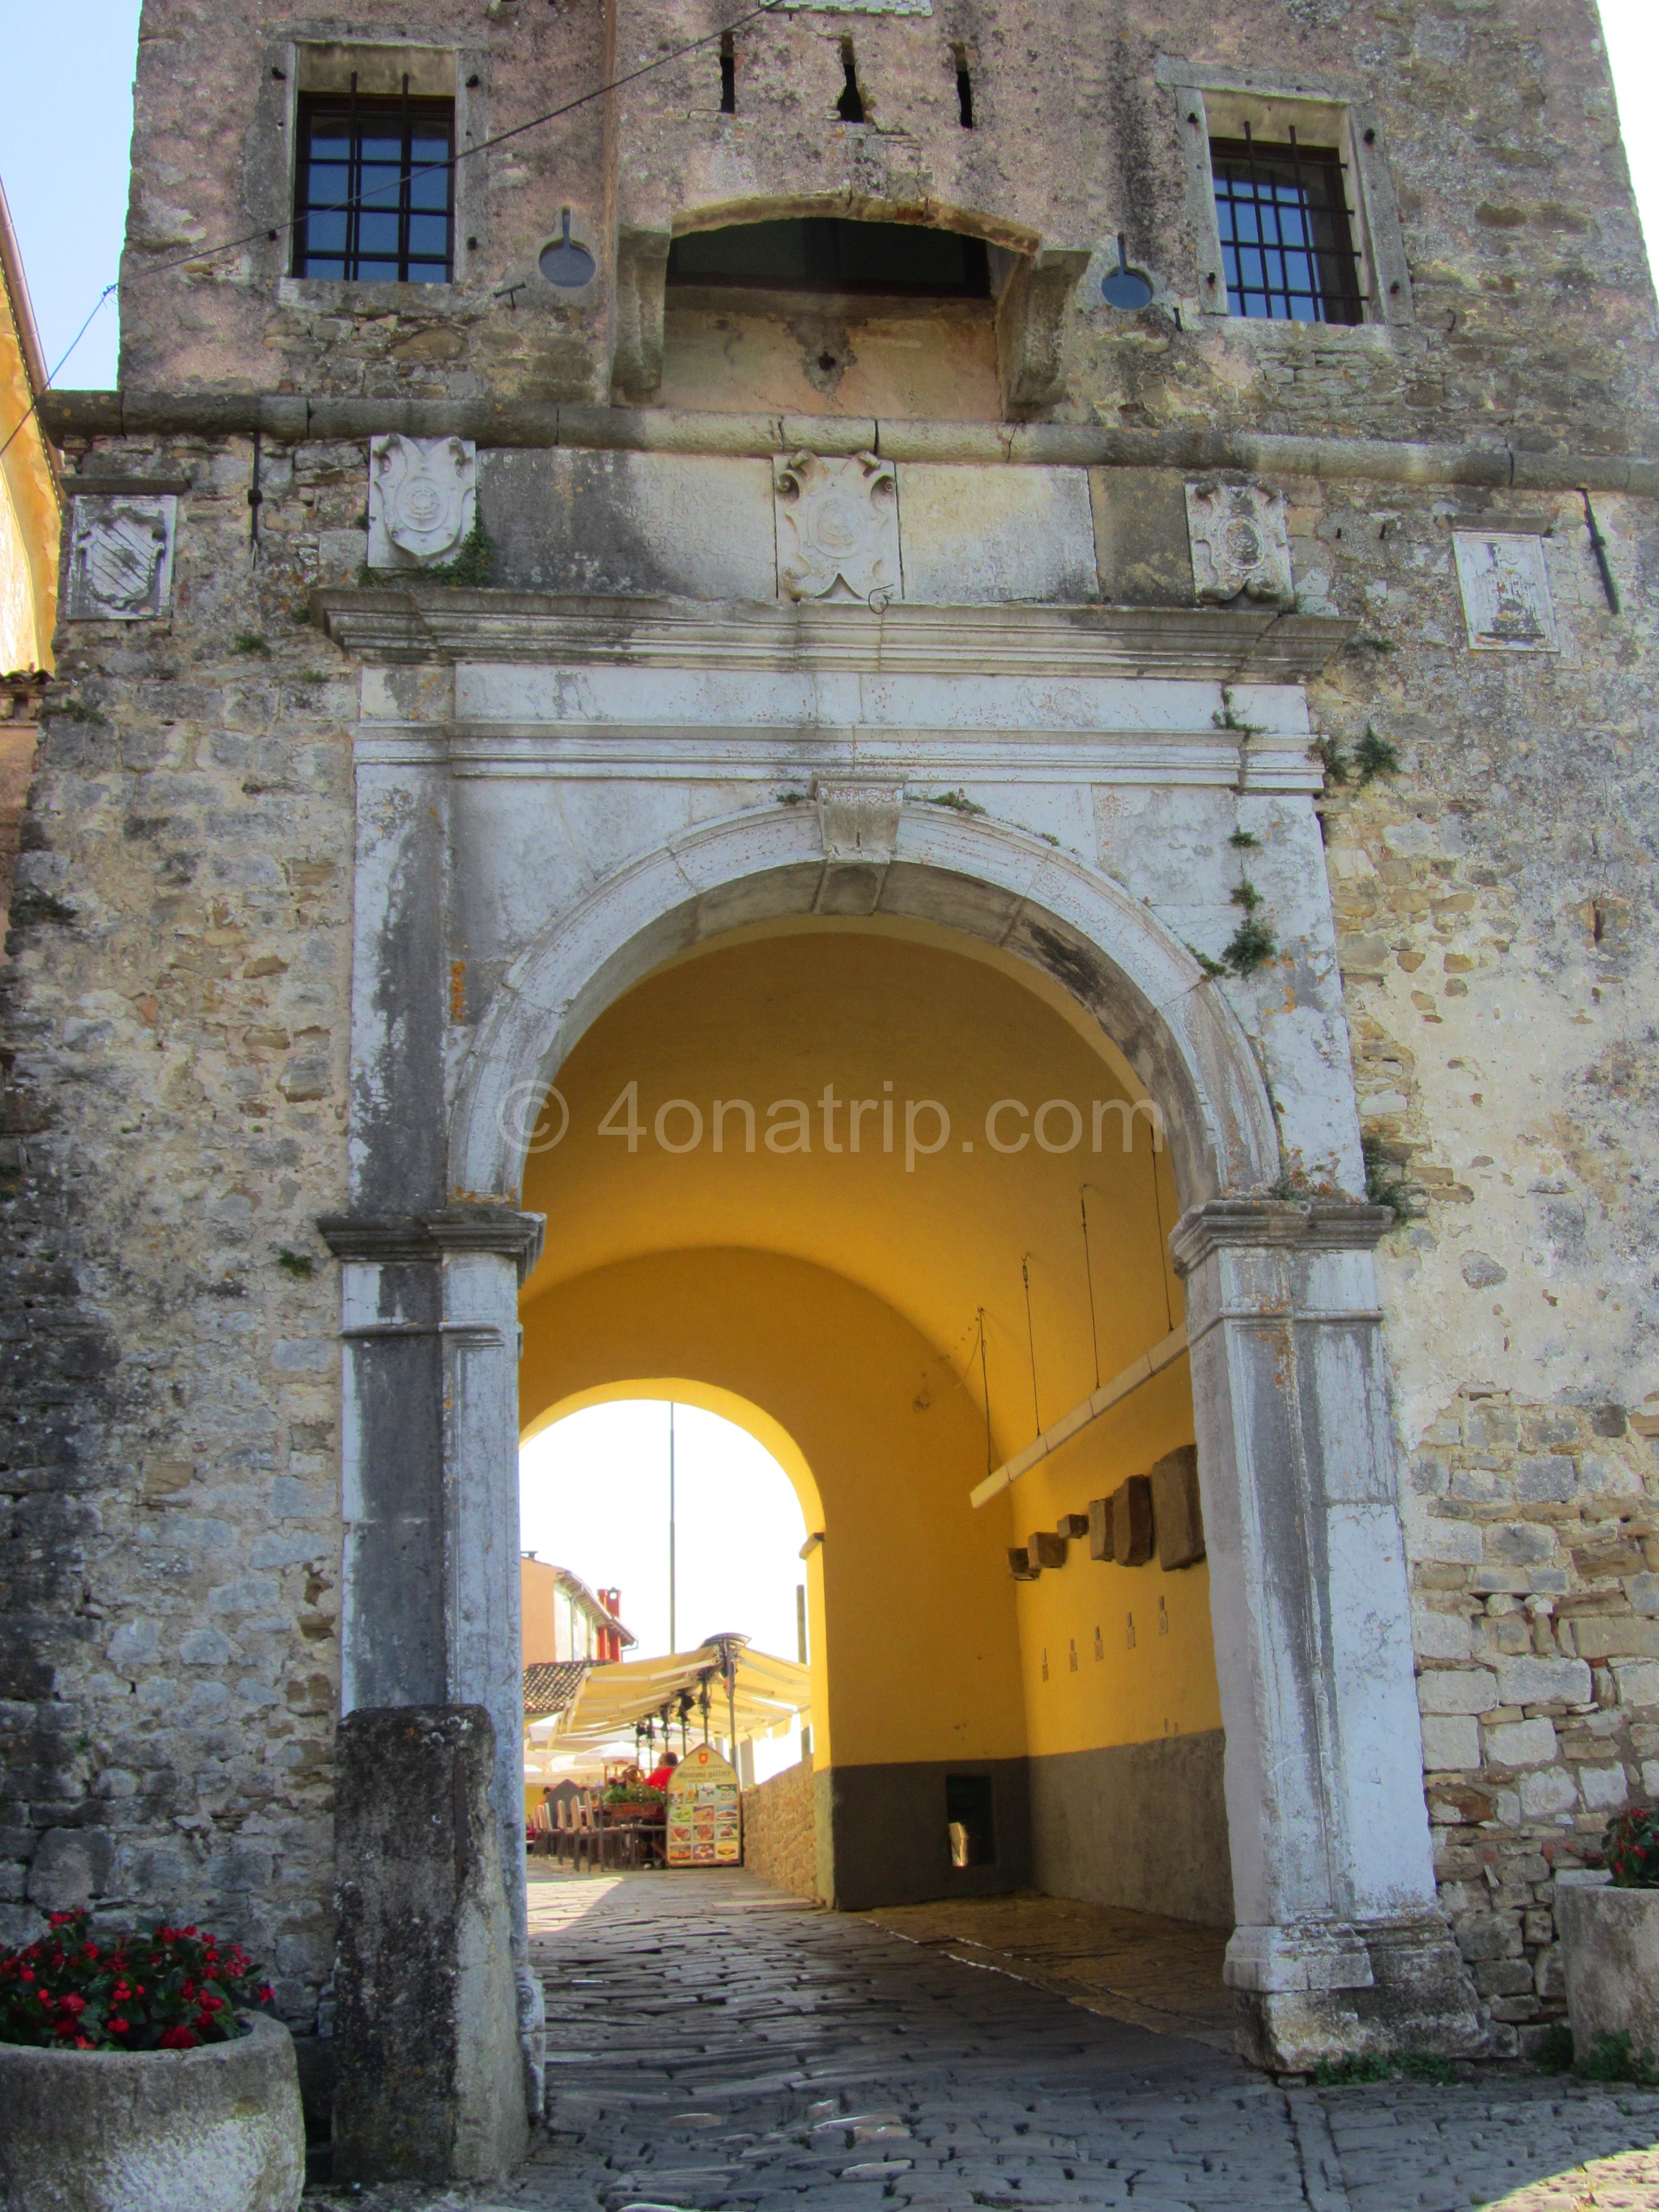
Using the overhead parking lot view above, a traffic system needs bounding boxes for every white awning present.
[545,1637,811,1752]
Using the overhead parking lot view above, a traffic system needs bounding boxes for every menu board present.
[666,1743,742,1866]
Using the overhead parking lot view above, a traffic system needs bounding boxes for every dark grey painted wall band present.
[816,1758,1032,1912]
[1028,1731,1233,1928]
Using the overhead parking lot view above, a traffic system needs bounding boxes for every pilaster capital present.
[319,1206,546,1282]
[1170,1197,1395,1277]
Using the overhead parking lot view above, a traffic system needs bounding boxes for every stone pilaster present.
[1171,1198,1485,2068]
[320,1204,546,2128]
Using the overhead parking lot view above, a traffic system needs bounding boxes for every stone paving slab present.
[307,1868,1659,2211]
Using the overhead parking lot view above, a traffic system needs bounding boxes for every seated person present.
[645,1749,680,1793]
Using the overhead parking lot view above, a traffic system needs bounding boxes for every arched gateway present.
[315,588,1481,2167]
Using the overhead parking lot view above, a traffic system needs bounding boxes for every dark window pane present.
[306,164,349,206]
[1209,135,1363,324]
[293,92,454,281]
[667,215,990,298]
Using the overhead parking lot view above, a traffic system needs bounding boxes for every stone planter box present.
[0,2012,304,2212]
[1558,1883,1659,2067]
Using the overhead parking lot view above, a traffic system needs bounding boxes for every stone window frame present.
[258,35,484,303]
[1156,59,1413,329]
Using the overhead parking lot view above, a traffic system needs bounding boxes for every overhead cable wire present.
[0,0,791,466]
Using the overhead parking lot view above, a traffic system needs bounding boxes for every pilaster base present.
[1228,1916,1488,2073]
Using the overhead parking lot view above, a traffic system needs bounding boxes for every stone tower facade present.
[4,0,1657,2151]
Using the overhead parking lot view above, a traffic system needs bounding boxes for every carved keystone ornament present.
[1185,481,1295,608]
[66,495,177,621]
[368,434,477,569]
[774,450,901,602]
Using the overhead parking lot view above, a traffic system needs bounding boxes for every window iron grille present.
[294,80,454,284]
[1210,126,1365,324]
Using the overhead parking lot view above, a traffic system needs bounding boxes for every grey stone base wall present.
[1028,1731,1233,1929]
[815,1759,1032,1912]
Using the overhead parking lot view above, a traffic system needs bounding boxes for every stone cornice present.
[1170,1198,1395,1275]
[311,588,1357,680]
[41,389,1659,497]
[319,1207,546,1281]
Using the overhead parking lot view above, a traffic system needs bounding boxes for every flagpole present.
[668,1401,677,1653]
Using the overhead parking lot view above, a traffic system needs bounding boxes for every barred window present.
[293,85,454,283]
[1210,129,1364,324]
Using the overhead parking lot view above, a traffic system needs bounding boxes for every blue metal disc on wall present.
[1102,263,1155,310]
[540,209,596,289]
[1101,232,1154,311]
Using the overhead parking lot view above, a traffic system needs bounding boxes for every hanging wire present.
[1079,1189,1101,1390]
[0,0,795,467]
[976,1307,993,1477]
[1147,1135,1175,1333]
[1020,1255,1040,1436]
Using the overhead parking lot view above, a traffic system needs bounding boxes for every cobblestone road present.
[315,1869,1659,2211]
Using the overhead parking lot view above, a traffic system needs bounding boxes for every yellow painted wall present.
[517,921,1220,1790]
[0,187,59,672]
[1005,1361,1223,1757]
[521,1245,1027,1771]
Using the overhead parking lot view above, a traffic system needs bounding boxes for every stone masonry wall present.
[0,431,365,2016]
[742,1760,818,1905]
[1303,477,1659,2049]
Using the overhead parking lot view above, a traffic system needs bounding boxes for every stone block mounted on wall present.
[1151,1446,1206,1570]
[65,494,176,620]
[1452,532,1561,652]
[774,450,900,603]
[896,463,1098,603]
[1184,481,1293,607]
[368,435,477,571]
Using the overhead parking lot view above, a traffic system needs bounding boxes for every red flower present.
[159,2026,197,2051]
[108,2017,129,2034]
[258,1985,274,2004]
[19,1971,33,1985]
[59,1995,86,2017]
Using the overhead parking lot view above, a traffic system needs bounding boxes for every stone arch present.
[670,191,1043,257]
[447,800,1280,1209]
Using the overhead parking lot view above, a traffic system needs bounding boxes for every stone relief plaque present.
[1184,482,1294,608]
[1452,531,1560,652]
[368,434,477,569]
[774,450,901,603]
[816,781,904,862]
[66,495,177,621]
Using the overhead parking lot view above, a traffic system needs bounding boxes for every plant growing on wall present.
[1223,877,1276,976]
[0,1911,273,2051]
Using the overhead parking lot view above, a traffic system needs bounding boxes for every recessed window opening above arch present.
[666,216,991,299]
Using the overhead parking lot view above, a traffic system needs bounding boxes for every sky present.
[0,3,1656,392]
[520,1400,809,1667]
